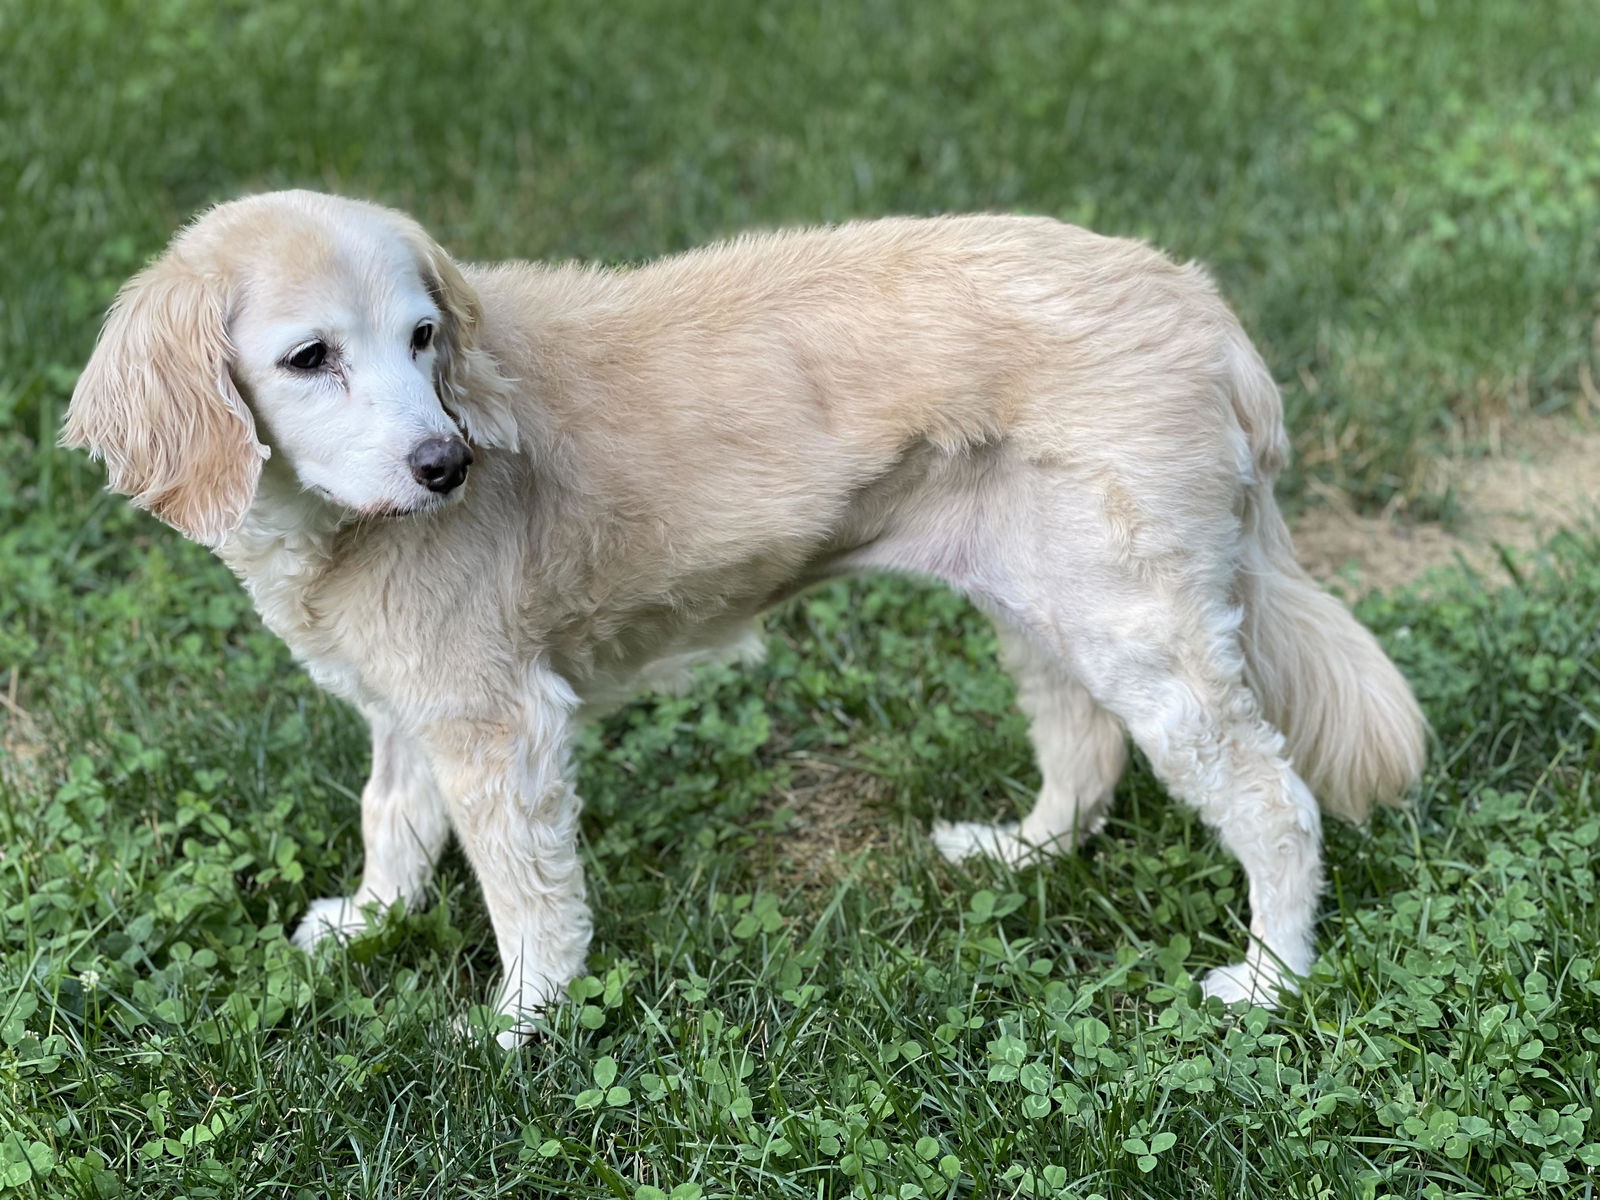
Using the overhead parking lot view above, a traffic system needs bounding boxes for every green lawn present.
[3,1,1600,1196]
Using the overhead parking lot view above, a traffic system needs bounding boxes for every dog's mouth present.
[304,484,460,521]
[369,486,464,521]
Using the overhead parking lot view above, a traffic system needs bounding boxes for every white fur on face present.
[230,220,465,517]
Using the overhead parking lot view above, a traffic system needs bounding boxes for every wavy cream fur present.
[65,191,1425,1042]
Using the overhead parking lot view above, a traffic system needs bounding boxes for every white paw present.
[289,896,374,952]
[932,820,1043,868]
[1200,961,1282,1008]
[497,1024,532,1050]
[451,1010,540,1049]
[453,986,548,1049]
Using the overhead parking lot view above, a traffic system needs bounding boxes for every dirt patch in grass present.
[1294,417,1600,593]
[0,675,46,792]
[763,755,898,892]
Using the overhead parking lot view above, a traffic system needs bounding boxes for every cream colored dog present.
[63,191,1425,1044]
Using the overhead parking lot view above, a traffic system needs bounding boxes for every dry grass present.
[1295,415,1600,593]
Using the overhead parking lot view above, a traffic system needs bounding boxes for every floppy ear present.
[60,256,269,546]
[403,226,521,452]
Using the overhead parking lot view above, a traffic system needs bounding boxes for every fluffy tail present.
[1223,330,1428,822]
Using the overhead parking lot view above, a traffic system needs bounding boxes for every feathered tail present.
[1223,329,1427,821]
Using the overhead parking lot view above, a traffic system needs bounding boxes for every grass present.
[2,0,1600,1196]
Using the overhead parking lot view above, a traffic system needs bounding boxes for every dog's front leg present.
[292,715,451,950]
[423,670,591,1047]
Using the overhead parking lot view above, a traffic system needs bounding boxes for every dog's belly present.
[571,619,768,717]
[555,438,1020,717]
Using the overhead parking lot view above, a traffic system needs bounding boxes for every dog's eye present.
[285,341,328,372]
[411,322,435,354]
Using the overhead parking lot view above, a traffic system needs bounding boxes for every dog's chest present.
[222,512,369,707]
[256,583,367,703]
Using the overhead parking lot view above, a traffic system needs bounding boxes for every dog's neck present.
[216,457,350,641]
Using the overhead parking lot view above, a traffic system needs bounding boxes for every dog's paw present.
[495,1023,533,1050]
[931,820,1042,868]
[289,896,373,953]
[453,1003,543,1049]
[1200,962,1283,1009]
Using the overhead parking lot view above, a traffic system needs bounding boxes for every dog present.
[62,190,1426,1044]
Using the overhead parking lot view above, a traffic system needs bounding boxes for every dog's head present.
[61,191,519,544]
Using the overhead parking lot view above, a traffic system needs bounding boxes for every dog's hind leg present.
[965,469,1322,1005]
[292,715,451,950]
[1021,569,1322,1005]
[933,620,1126,867]
[1106,634,1321,1005]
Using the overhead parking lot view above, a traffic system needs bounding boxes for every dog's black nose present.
[408,437,473,493]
